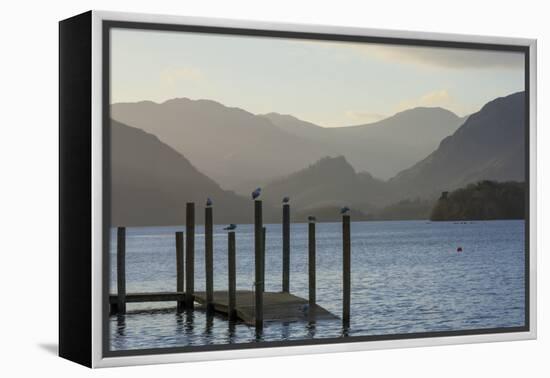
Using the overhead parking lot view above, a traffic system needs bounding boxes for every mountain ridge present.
[389,91,525,199]
[112,98,465,189]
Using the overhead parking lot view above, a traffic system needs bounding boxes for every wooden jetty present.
[195,291,337,324]
[111,199,352,328]
[109,291,338,324]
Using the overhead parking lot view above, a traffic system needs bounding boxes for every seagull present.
[307,215,316,222]
[252,187,262,200]
[206,197,213,207]
[224,224,237,231]
[340,206,350,215]
[282,196,290,204]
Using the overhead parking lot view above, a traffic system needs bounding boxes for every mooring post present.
[117,227,126,314]
[185,202,195,310]
[205,205,214,313]
[282,203,290,292]
[308,220,316,321]
[175,231,184,312]
[254,200,264,330]
[262,226,267,284]
[228,231,236,321]
[343,214,351,326]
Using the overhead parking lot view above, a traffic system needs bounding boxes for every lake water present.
[109,220,525,351]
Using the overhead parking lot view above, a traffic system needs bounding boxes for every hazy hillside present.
[110,92,525,223]
[263,107,464,179]
[262,156,391,214]
[389,91,525,199]
[111,99,328,192]
[430,181,525,221]
[112,99,463,193]
[111,120,275,226]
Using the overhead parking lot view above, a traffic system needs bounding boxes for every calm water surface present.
[109,220,525,351]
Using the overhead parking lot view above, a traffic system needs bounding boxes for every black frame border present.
[59,10,93,367]
[101,19,531,359]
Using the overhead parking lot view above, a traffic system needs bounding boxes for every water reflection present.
[184,310,195,333]
[205,313,214,337]
[175,312,184,336]
[341,325,350,338]
[254,328,264,342]
[227,321,237,343]
[281,322,291,340]
[116,315,126,337]
[306,322,316,338]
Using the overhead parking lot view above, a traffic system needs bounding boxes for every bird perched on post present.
[307,215,316,222]
[282,196,290,204]
[224,224,237,231]
[206,197,213,207]
[252,187,262,200]
[340,206,350,215]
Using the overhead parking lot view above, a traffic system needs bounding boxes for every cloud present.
[160,67,203,85]
[344,110,387,124]
[322,41,524,70]
[395,90,459,112]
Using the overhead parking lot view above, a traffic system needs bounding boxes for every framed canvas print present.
[59,10,537,368]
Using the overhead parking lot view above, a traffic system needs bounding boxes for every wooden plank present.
[194,291,338,325]
[109,292,185,304]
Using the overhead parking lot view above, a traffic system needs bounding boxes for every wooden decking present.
[109,290,338,324]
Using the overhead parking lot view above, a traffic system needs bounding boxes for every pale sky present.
[110,28,525,127]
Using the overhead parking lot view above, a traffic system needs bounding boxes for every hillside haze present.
[110,91,525,224]
[111,99,327,193]
[389,91,525,199]
[111,119,276,226]
[263,156,391,215]
[262,107,464,179]
[111,99,464,192]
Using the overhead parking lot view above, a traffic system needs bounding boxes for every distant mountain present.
[111,120,274,226]
[262,156,390,216]
[263,107,464,179]
[111,99,463,193]
[430,181,525,221]
[111,99,328,193]
[259,112,327,140]
[389,91,525,199]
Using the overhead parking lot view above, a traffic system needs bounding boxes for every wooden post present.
[262,226,267,282]
[343,214,351,326]
[282,203,290,292]
[116,227,126,314]
[175,231,184,312]
[185,202,195,310]
[254,200,264,330]
[205,206,214,313]
[228,231,236,321]
[308,220,316,321]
